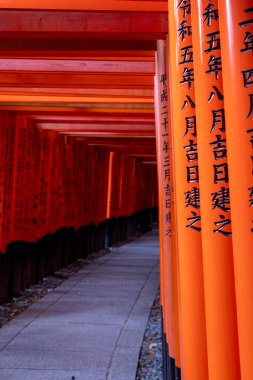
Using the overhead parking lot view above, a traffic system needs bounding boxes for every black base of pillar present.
[162,308,181,380]
[175,367,181,380]
[0,207,157,305]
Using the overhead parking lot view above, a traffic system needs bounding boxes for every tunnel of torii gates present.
[0,0,252,379]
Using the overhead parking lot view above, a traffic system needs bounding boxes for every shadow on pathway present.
[0,228,160,380]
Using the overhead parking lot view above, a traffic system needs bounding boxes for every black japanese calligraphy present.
[164,168,170,180]
[247,128,253,147]
[163,140,169,154]
[165,227,171,237]
[247,94,253,118]
[165,199,170,208]
[181,95,195,109]
[242,69,253,87]
[206,55,222,79]
[178,20,192,41]
[177,0,191,18]
[184,116,197,137]
[241,32,253,53]
[187,165,199,183]
[165,212,171,223]
[203,2,219,26]
[210,109,225,133]
[239,7,253,27]
[161,89,168,102]
[205,31,221,53]
[249,187,253,207]
[161,105,167,115]
[164,184,170,197]
[162,117,168,130]
[184,140,198,161]
[160,73,167,85]
[163,156,169,168]
[185,187,200,209]
[211,186,230,211]
[208,86,224,102]
[213,163,229,183]
[180,68,194,88]
[213,214,232,236]
[186,211,201,232]
[180,45,194,65]
[210,134,227,160]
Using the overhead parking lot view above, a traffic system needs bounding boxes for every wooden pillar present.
[155,39,176,376]
[219,1,253,379]
[167,1,208,378]
[191,1,241,379]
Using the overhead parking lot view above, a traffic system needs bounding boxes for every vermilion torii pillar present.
[155,39,178,378]
[168,1,208,379]
[191,1,240,379]
[219,1,253,379]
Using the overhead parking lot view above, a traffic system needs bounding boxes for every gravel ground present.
[136,290,163,380]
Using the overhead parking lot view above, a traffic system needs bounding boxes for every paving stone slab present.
[44,302,132,315]
[117,327,146,348]
[34,310,127,326]
[84,272,150,280]
[59,294,137,306]
[7,322,121,353]
[71,283,143,293]
[64,288,138,299]
[0,349,111,371]
[0,369,106,380]
[69,285,140,296]
[79,279,146,287]
[107,347,141,380]
[0,343,6,352]
[0,322,27,344]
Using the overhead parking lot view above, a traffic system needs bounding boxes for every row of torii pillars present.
[0,1,252,380]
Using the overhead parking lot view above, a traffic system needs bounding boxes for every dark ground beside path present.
[136,290,163,380]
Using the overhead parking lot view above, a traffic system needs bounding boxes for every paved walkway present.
[0,229,160,380]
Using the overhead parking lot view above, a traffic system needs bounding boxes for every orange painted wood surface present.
[168,0,208,378]
[219,1,253,379]
[155,40,175,362]
[0,11,167,36]
[0,0,167,12]
[191,1,240,379]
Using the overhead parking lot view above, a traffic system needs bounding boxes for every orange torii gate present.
[156,1,252,379]
[0,1,252,380]
[0,0,161,306]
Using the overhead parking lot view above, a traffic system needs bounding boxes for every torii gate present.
[0,1,252,380]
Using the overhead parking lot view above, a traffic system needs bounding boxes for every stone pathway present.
[0,229,159,380]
